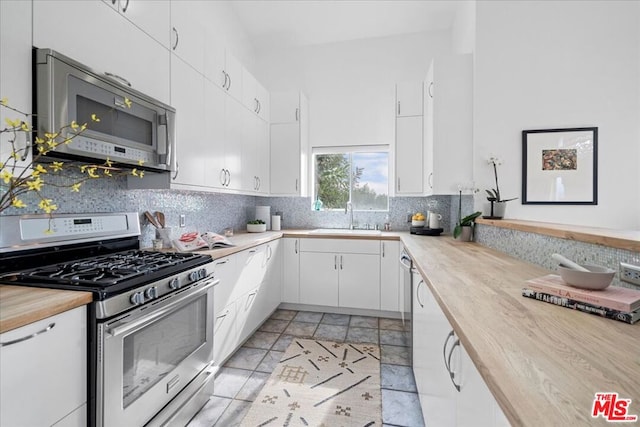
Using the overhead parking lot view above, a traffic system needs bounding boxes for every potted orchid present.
[484,156,517,219]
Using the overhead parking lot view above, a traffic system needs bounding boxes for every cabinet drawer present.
[299,238,380,254]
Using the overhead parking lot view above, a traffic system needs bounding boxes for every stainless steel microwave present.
[35,48,176,172]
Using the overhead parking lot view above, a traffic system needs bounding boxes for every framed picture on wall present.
[522,127,598,205]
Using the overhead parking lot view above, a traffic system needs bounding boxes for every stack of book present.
[523,274,640,324]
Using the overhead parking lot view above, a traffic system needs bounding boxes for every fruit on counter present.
[412,213,426,221]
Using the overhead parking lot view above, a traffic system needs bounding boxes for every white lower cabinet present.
[0,306,87,427]
[380,240,400,312]
[212,241,281,366]
[282,238,300,303]
[412,270,509,427]
[299,239,380,310]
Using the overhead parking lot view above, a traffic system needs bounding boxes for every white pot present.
[483,201,507,219]
[247,223,267,233]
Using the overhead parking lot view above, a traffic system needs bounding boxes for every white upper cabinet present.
[104,0,171,48]
[222,50,243,102]
[270,92,309,196]
[396,115,424,195]
[270,92,303,124]
[33,0,170,104]
[170,0,205,73]
[396,81,424,117]
[0,0,32,174]
[424,55,473,195]
[242,68,270,120]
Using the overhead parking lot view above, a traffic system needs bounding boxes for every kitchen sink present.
[310,228,382,235]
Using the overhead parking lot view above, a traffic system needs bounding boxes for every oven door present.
[97,278,215,427]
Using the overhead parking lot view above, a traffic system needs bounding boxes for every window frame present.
[311,145,390,212]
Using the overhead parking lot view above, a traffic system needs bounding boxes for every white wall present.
[452,0,476,54]
[474,0,640,230]
[255,31,451,148]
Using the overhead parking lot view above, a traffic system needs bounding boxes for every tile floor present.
[188,309,425,427]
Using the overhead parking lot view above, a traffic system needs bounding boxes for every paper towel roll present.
[255,206,271,230]
[271,215,281,231]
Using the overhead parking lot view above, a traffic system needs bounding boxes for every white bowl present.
[411,220,426,227]
[247,223,267,233]
[558,264,615,290]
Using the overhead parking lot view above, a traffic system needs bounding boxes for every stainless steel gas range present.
[0,212,217,427]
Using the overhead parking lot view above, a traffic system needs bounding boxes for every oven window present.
[122,296,207,408]
[77,95,153,146]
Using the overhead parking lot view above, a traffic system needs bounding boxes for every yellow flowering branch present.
[0,98,141,218]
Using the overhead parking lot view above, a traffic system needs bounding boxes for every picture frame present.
[522,127,598,205]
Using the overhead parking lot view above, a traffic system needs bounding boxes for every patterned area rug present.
[240,339,382,426]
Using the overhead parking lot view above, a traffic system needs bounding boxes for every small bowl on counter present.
[558,264,615,290]
[411,220,426,227]
[247,223,267,233]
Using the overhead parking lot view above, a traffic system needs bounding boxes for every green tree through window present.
[314,150,388,211]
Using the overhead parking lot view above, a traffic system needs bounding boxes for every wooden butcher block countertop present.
[0,285,92,334]
[401,234,640,427]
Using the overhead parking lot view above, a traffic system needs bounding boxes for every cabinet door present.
[236,245,268,297]
[203,26,226,88]
[242,112,260,192]
[0,306,87,427]
[171,55,206,187]
[170,0,205,73]
[396,81,423,117]
[212,255,239,313]
[204,79,227,188]
[413,274,457,427]
[300,252,339,306]
[423,62,435,195]
[270,92,300,124]
[396,116,423,194]
[282,238,300,303]
[456,344,496,427]
[380,241,400,312]
[0,0,32,174]
[339,253,380,310]
[270,123,301,195]
[236,286,261,343]
[256,118,270,194]
[213,301,237,366]
[263,240,282,313]
[224,50,243,102]
[119,0,171,48]
[242,67,258,113]
[224,96,244,190]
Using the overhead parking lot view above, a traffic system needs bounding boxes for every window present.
[313,147,389,211]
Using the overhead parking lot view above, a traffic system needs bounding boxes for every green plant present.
[247,219,265,225]
[453,211,482,239]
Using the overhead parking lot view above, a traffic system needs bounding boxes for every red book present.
[524,274,640,312]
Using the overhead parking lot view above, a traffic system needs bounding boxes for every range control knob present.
[145,286,158,299]
[130,292,145,305]
[198,268,207,280]
[169,277,180,290]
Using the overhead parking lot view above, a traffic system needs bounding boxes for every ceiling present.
[229,0,460,51]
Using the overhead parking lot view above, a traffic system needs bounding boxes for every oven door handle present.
[108,277,217,338]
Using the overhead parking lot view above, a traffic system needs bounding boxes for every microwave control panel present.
[69,136,155,165]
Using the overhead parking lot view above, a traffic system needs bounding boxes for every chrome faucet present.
[345,201,354,230]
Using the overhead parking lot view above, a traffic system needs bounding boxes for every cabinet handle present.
[257,99,261,114]
[227,73,232,91]
[267,245,272,260]
[172,27,179,51]
[397,101,401,116]
[447,339,462,392]
[294,240,298,254]
[334,255,337,270]
[295,178,298,192]
[19,127,31,162]
[226,169,231,186]
[416,279,424,308]
[442,329,455,371]
[254,98,259,113]
[222,71,228,89]
[104,72,132,87]
[214,310,230,332]
[120,0,130,12]
[0,322,55,347]
[257,177,261,191]
[428,82,434,98]
[428,172,433,189]
[172,161,179,180]
[220,169,226,186]
[382,242,385,257]
[397,177,401,192]
[216,258,229,265]
[295,107,299,122]
[340,255,343,270]
[245,290,258,309]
